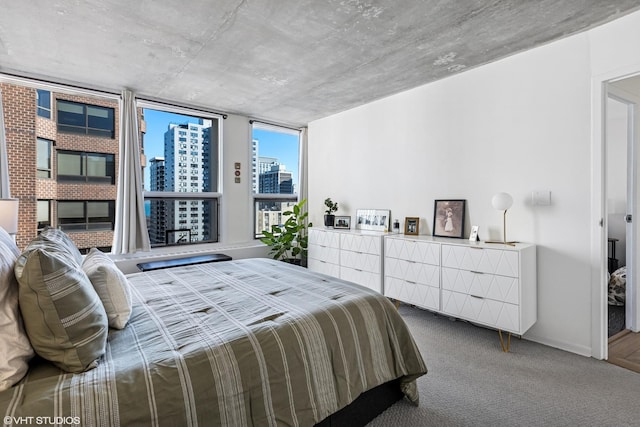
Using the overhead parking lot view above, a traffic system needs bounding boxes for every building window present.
[57,100,115,138]
[37,138,53,178]
[57,200,115,231]
[141,103,221,247]
[251,122,301,238]
[57,151,115,184]
[37,200,51,230]
[36,90,51,119]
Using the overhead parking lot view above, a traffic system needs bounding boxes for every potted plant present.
[260,199,312,266]
[324,198,338,227]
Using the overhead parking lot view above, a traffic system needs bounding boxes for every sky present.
[142,108,299,191]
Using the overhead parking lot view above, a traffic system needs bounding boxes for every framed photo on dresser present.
[355,209,390,232]
[433,200,466,238]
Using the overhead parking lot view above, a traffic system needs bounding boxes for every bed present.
[1,245,427,426]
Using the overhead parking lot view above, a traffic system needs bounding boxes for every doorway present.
[605,75,640,369]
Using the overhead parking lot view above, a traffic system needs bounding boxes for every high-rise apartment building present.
[0,83,143,251]
[259,164,293,194]
[148,157,166,244]
[148,120,212,245]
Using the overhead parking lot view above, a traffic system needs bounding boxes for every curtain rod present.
[0,72,120,99]
[249,119,302,132]
[136,97,228,119]
[0,72,230,119]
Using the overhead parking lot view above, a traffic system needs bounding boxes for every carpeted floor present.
[368,305,640,427]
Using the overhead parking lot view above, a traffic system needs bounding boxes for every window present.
[141,103,221,247]
[57,100,115,138]
[36,90,51,119]
[251,122,300,237]
[37,138,52,178]
[57,200,115,231]
[37,200,51,230]
[57,151,115,184]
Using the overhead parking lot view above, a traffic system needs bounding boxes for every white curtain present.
[0,88,11,198]
[298,127,308,205]
[112,89,150,254]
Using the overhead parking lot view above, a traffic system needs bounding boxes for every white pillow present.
[82,248,132,330]
[0,227,35,391]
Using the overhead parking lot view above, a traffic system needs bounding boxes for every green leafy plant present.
[324,198,338,215]
[260,199,312,265]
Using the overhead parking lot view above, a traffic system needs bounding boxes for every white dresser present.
[308,228,384,293]
[384,235,537,336]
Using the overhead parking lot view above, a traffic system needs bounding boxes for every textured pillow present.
[39,227,84,267]
[0,228,34,391]
[83,248,132,329]
[14,233,108,373]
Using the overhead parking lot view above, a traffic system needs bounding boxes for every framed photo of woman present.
[433,200,466,238]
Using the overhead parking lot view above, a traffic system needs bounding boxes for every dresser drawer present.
[341,267,381,293]
[441,267,519,305]
[341,250,381,273]
[384,276,439,311]
[385,258,440,288]
[340,233,382,255]
[385,238,440,265]
[441,245,519,278]
[308,243,340,265]
[308,258,340,277]
[309,229,340,248]
[441,290,520,333]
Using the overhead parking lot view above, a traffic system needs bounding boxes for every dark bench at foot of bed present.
[136,254,232,272]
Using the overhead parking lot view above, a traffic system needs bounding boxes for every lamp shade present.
[0,198,19,234]
[491,192,513,211]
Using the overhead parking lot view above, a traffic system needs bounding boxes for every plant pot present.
[324,214,335,227]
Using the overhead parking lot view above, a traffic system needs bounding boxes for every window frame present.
[36,137,53,178]
[36,89,52,119]
[138,99,224,247]
[56,150,115,184]
[251,122,301,238]
[57,200,115,231]
[56,99,115,138]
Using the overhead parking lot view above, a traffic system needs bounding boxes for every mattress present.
[1,257,427,426]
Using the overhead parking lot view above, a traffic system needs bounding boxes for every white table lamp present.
[487,192,516,245]
[0,198,19,236]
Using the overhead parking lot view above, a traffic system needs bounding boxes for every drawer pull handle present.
[470,294,484,299]
[470,247,484,250]
[355,268,363,272]
[471,270,484,275]
[406,280,417,284]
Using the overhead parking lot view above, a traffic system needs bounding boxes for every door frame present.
[592,67,640,360]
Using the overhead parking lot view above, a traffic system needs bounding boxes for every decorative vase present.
[324,214,335,227]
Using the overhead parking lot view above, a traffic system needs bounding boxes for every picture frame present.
[355,209,390,232]
[404,217,419,235]
[469,225,479,241]
[433,200,466,238]
[334,216,351,229]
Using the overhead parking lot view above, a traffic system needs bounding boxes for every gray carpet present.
[368,305,640,427]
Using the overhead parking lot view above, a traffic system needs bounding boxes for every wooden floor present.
[608,329,640,373]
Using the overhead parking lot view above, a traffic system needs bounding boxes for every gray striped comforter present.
[1,258,427,426]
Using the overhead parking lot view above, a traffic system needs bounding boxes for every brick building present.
[1,82,144,251]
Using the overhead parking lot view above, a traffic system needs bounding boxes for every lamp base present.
[484,240,518,246]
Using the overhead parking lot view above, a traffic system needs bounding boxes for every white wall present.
[308,10,640,356]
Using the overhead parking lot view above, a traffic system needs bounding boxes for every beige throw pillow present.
[83,248,132,329]
[0,227,34,391]
[15,233,108,373]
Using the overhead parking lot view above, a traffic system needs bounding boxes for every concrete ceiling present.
[1,1,640,127]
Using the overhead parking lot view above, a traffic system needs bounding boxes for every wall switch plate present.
[532,191,551,206]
